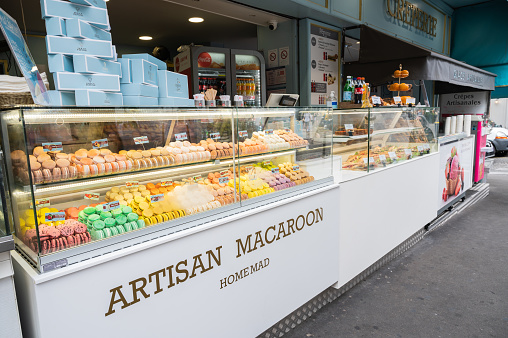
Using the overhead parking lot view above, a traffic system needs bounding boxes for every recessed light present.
[356,41,360,44]
[139,36,153,41]
[189,17,204,23]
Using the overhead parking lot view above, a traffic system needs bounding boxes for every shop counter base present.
[0,251,22,338]
[12,184,340,338]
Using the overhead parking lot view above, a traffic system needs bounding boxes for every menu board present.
[309,24,340,105]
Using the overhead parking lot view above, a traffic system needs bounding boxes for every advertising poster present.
[309,24,340,105]
[438,137,474,211]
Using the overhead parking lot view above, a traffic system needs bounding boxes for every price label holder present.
[363,158,368,164]
[369,157,375,163]
[133,136,149,144]
[45,212,65,222]
[406,97,416,105]
[424,143,430,153]
[192,175,202,182]
[388,152,398,161]
[84,192,100,201]
[42,142,63,152]
[175,132,188,141]
[264,129,274,135]
[219,170,229,176]
[263,160,271,166]
[292,165,300,171]
[393,96,402,104]
[238,130,248,138]
[404,149,413,159]
[161,180,173,187]
[126,181,139,187]
[106,201,120,211]
[379,154,387,162]
[271,168,279,174]
[91,138,108,149]
[150,194,164,203]
[372,96,381,105]
[34,198,50,209]
[214,159,221,165]
[210,132,220,140]
[417,145,424,154]
[218,176,229,184]
[344,124,354,130]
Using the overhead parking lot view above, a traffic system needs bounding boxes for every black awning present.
[345,26,496,92]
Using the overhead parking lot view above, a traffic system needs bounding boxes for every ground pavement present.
[283,155,508,338]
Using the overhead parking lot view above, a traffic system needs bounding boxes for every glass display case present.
[0,147,14,251]
[329,107,439,181]
[0,106,333,272]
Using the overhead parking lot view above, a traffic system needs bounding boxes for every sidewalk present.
[284,157,508,338]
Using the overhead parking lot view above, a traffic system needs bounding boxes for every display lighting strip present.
[28,149,296,196]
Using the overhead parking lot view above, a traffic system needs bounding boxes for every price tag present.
[393,96,401,104]
[344,124,354,130]
[404,149,412,155]
[175,132,188,141]
[219,170,230,176]
[388,152,398,160]
[264,129,274,135]
[91,138,108,149]
[292,165,300,171]
[218,176,229,184]
[372,96,381,104]
[133,136,149,144]
[192,175,202,182]
[406,97,416,105]
[45,212,65,222]
[210,132,221,140]
[379,154,387,161]
[42,142,63,152]
[35,198,50,208]
[160,180,173,187]
[238,130,248,138]
[417,145,424,152]
[244,165,253,172]
[271,168,279,174]
[363,158,368,164]
[84,192,100,201]
[150,194,164,203]
[126,181,139,187]
[424,143,430,149]
[107,201,120,211]
[263,161,271,166]
[369,157,375,163]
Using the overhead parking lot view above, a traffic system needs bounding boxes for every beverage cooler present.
[174,46,266,106]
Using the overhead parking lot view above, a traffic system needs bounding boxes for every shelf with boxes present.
[0,106,332,272]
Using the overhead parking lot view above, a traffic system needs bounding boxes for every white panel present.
[0,274,22,338]
[337,154,439,287]
[13,187,340,338]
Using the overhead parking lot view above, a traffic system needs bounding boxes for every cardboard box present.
[122,53,166,70]
[120,83,158,97]
[48,54,74,73]
[158,96,194,107]
[68,0,107,9]
[123,96,158,106]
[157,70,189,98]
[47,90,76,106]
[40,0,110,30]
[45,17,66,36]
[130,59,157,86]
[75,90,123,106]
[46,35,113,58]
[119,58,131,84]
[73,55,121,76]
[65,18,111,41]
[54,72,120,91]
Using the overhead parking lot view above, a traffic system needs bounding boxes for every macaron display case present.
[0,106,333,272]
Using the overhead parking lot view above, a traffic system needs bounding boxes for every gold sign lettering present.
[387,0,438,37]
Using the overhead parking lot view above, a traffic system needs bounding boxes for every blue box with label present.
[120,83,158,97]
[46,35,113,58]
[157,70,189,98]
[65,18,111,41]
[123,96,158,106]
[47,90,76,106]
[48,54,74,73]
[130,59,157,86]
[75,90,123,106]
[53,72,120,91]
[73,55,121,76]
[68,0,107,9]
[158,96,194,107]
[41,0,110,30]
[119,58,131,83]
[45,17,66,36]
[122,53,166,70]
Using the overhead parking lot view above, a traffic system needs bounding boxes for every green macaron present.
[127,212,138,222]
[116,214,127,225]
[92,219,105,230]
[122,206,132,214]
[124,222,133,232]
[116,225,125,234]
[110,226,119,236]
[84,207,96,215]
[104,218,116,228]
[112,208,123,218]
[100,211,112,220]
[137,219,146,229]
[91,229,104,240]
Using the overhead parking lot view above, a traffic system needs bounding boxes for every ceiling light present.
[495,100,499,104]
[139,36,152,41]
[356,41,360,44]
[189,17,204,23]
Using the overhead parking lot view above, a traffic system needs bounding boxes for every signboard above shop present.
[439,91,489,115]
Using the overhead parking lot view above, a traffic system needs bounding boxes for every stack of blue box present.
[42,0,122,106]
[158,69,194,107]
[119,54,164,106]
